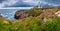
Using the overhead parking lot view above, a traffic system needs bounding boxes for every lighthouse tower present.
[38,1,40,8]
[34,0,40,8]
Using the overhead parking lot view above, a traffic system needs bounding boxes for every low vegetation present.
[0,7,60,31]
[0,16,60,31]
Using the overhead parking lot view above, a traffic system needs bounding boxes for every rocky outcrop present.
[0,14,3,18]
[55,11,60,17]
[0,14,6,20]
[14,9,41,19]
[14,10,30,19]
[14,7,59,20]
[0,14,6,19]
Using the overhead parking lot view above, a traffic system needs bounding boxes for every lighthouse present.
[38,1,40,8]
[34,0,40,8]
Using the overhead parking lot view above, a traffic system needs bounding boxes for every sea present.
[0,7,33,20]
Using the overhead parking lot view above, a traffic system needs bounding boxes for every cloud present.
[23,0,38,3]
[0,0,19,8]
[0,0,6,3]
[0,0,40,8]
[8,0,40,7]
[0,7,33,9]
[40,0,60,7]
[22,0,39,6]
[0,0,60,8]
[41,0,60,5]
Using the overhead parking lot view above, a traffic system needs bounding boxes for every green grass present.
[0,17,60,31]
[0,7,60,31]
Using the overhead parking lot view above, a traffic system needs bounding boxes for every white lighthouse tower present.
[38,1,40,8]
[34,0,40,8]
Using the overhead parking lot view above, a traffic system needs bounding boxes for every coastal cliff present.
[0,7,60,31]
[14,7,41,19]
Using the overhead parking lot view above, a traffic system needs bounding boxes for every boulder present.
[55,11,60,17]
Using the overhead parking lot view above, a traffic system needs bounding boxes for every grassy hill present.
[0,7,60,31]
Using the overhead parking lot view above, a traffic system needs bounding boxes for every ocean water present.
[0,7,33,20]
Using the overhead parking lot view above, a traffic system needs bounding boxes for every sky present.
[40,0,60,6]
[0,0,60,8]
[0,0,40,8]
